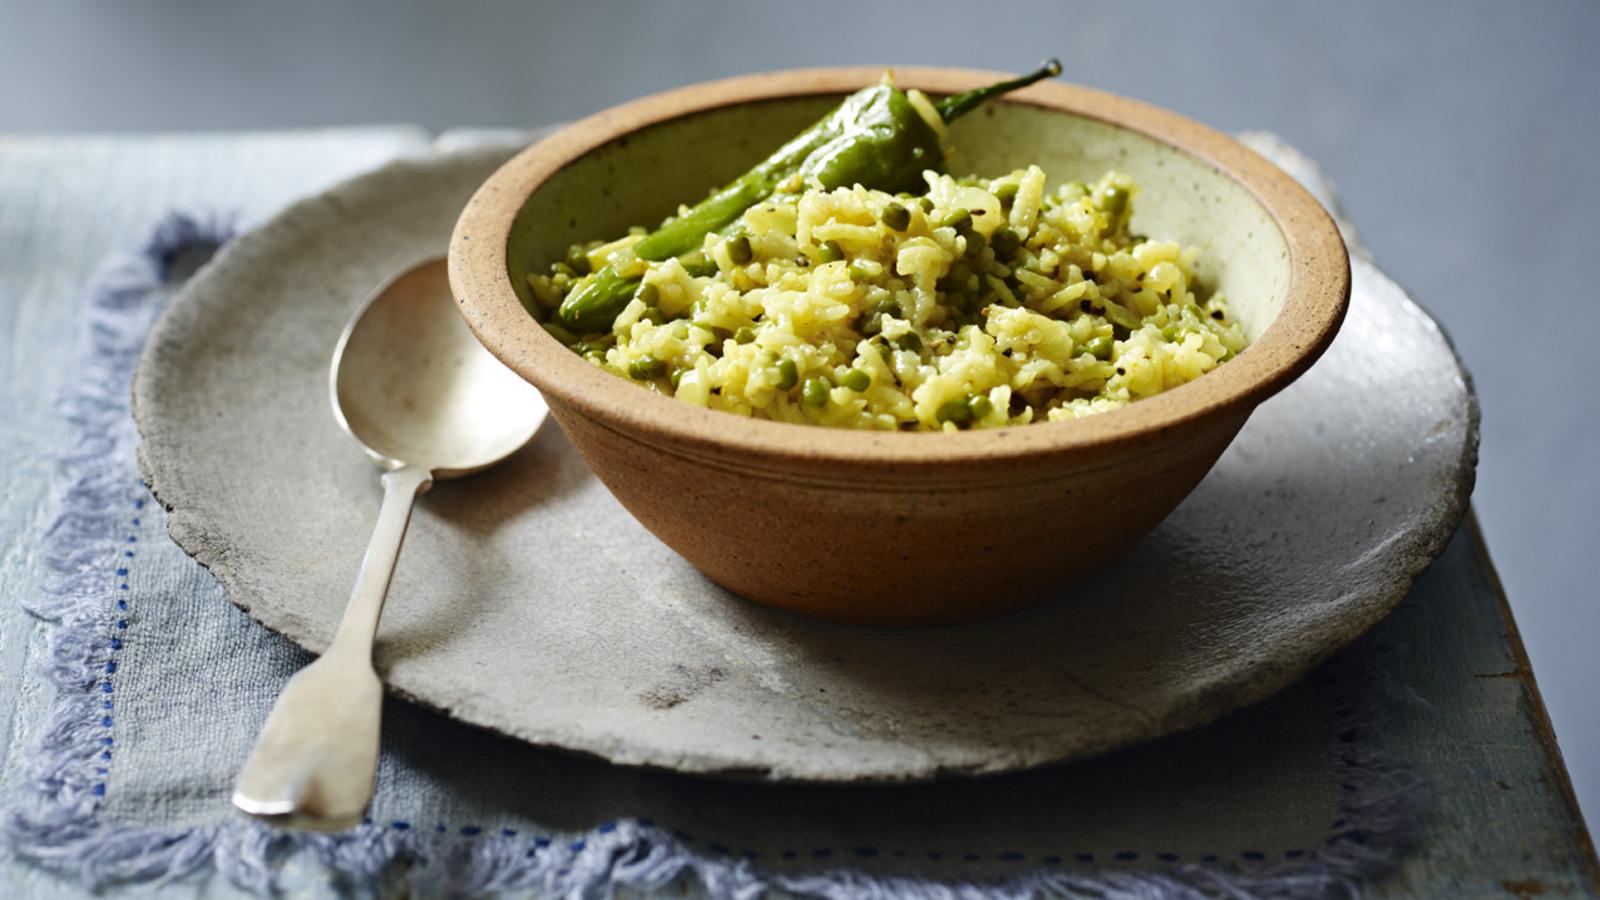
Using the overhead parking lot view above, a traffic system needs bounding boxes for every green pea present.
[1084,335,1114,360]
[875,298,903,318]
[727,235,753,265]
[1099,185,1129,218]
[1162,323,1183,342]
[935,398,973,427]
[801,376,830,408]
[733,325,757,344]
[669,367,687,390]
[565,245,592,276]
[963,230,987,258]
[990,227,1022,258]
[639,307,667,326]
[681,253,717,277]
[627,355,667,380]
[937,268,969,296]
[893,331,923,353]
[772,357,798,391]
[635,282,660,306]
[994,182,1019,205]
[840,368,871,392]
[847,260,873,282]
[881,201,911,232]
[817,240,844,263]
[968,393,994,420]
[919,197,936,213]
[939,208,972,231]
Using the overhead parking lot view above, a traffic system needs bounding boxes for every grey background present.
[3,0,1594,831]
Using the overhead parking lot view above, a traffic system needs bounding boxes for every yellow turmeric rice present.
[530,167,1247,431]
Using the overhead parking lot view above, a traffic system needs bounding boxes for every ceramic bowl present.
[449,66,1349,625]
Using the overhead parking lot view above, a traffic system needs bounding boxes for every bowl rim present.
[449,65,1349,470]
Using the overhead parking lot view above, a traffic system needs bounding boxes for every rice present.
[530,167,1248,431]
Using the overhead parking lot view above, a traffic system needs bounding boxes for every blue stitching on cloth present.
[84,496,144,802]
[0,211,1430,898]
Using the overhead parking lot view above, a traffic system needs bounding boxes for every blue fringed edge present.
[1,212,236,886]
[0,211,1427,898]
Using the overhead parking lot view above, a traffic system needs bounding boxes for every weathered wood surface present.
[1371,519,1596,897]
[0,133,1593,898]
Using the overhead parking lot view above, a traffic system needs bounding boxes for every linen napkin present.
[0,134,1424,899]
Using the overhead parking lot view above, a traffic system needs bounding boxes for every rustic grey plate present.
[133,144,1477,783]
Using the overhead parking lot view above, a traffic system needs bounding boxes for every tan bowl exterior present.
[449,67,1349,625]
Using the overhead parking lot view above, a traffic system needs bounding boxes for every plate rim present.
[132,144,1480,783]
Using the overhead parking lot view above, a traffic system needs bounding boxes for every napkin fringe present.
[2,211,1425,899]
[1,212,237,888]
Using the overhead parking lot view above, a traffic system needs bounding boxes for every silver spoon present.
[231,257,547,831]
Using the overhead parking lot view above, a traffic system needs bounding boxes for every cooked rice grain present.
[533,167,1248,431]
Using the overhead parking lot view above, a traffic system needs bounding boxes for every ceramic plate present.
[133,143,1476,782]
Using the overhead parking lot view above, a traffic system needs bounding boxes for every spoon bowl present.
[234,256,546,832]
[332,258,546,478]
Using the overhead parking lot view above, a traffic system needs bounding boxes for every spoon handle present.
[232,465,432,831]
[329,465,433,659]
